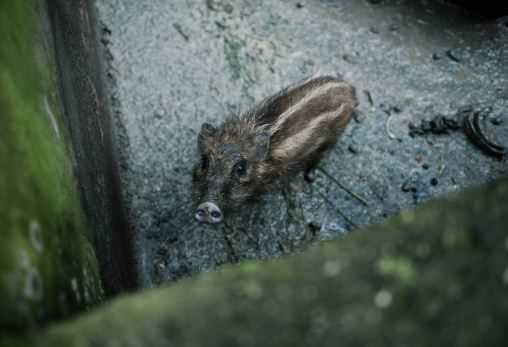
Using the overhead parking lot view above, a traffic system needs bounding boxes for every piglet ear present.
[198,122,217,152]
[254,131,270,161]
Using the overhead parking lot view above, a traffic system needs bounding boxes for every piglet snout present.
[195,202,223,224]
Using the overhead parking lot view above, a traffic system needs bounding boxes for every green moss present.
[9,178,508,347]
[376,256,417,285]
[0,1,103,330]
[224,35,248,81]
[238,262,261,274]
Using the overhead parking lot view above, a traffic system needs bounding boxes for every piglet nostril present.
[195,208,207,222]
[209,208,222,223]
[206,202,223,223]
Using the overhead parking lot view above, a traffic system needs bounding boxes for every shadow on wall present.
[47,0,137,294]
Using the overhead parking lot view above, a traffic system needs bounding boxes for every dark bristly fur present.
[192,75,357,221]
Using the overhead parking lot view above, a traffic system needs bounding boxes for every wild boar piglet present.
[192,75,356,224]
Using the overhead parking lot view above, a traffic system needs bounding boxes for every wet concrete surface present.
[94,0,508,287]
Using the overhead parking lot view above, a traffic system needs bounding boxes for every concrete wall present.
[0,1,104,330]
[47,0,137,295]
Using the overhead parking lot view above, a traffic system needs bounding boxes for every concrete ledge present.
[10,176,508,346]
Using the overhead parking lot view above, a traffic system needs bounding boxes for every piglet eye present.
[233,160,247,177]
[201,155,209,170]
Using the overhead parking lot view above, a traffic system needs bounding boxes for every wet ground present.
[94,0,508,287]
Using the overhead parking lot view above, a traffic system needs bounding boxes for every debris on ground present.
[408,106,506,159]
[463,111,506,159]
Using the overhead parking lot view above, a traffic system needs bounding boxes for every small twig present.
[438,158,447,177]
[173,23,190,42]
[316,167,369,206]
[221,222,239,263]
[363,89,374,107]
[314,188,358,228]
[385,114,397,140]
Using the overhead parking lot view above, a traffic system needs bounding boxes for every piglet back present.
[249,75,356,172]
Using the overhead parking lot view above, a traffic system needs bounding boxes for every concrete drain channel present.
[1,0,507,340]
[55,0,508,290]
[91,0,508,287]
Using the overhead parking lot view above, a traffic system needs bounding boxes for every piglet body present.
[192,75,356,224]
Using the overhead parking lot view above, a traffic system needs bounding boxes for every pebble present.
[342,54,353,63]
[401,180,416,193]
[348,144,360,154]
[307,221,321,233]
[353,111,365,123]
[490,116,504,126]
[155,108,165,118]
[446,49,461,63]
[223,4,234,13]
